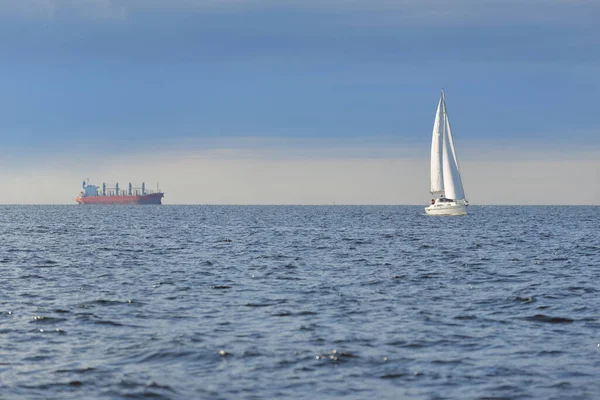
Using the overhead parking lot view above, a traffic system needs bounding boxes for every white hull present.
[425,201,467,216]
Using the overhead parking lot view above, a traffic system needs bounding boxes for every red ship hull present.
[76,193,164,205]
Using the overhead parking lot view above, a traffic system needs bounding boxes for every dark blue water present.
[1,205,599,399]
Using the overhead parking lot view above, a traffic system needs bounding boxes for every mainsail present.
[430,91,466,200]
[429,97,444,196]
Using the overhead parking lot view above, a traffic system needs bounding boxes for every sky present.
[0,0,598,204]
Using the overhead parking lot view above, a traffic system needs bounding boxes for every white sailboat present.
[425,90,468,216]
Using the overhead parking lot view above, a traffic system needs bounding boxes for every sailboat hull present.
[425,202,467,216]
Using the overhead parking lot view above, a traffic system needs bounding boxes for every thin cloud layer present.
[0,0,596,26]
[0,0,126,20]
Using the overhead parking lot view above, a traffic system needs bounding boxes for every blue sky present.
[0,1,598,204]
[1,0,598,151]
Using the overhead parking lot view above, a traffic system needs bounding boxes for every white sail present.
[429,97,444,196]
[425,90,468,216]
[441,110,465,200]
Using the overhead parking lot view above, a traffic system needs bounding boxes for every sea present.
[1,205,599,399]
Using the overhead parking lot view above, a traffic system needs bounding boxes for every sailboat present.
[425,90,468,216]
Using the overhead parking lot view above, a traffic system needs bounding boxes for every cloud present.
[0,0,596,26]
[0,0,126,20]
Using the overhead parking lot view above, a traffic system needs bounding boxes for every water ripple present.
[1,205,599,399]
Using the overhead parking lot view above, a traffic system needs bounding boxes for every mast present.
[440,91,466,201]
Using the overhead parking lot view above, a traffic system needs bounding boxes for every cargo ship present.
[76,180,164,205]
